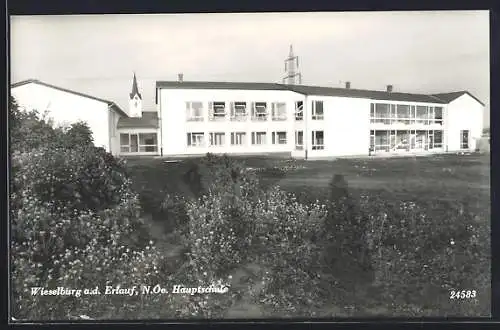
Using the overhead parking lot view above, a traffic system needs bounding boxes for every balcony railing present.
[370,117,443,125]
[230,114,248,121]
[209,114,227,121]
[251,114,268,121]
[272,115,287,121]
[187,116,204,122]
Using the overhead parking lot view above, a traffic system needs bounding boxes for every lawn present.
[126,153,489,215]
[124,152,490,318]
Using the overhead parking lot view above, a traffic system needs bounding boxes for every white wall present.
[11,83,111,152]
[305,96,371,158]
[108,109,122,156]
[159,88,305,156]
[445,94,484,151]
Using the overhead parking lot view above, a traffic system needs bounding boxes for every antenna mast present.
[282,44,302,85]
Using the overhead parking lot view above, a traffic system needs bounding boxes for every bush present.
[10,96,165,320]
[9,97,94,152]
[11,146,130,214]
[321,175,373,287]
[183,153,260,198]
[364,196,490,316]
[253,187,328,316]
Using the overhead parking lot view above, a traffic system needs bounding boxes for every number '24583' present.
[450,290,477,299]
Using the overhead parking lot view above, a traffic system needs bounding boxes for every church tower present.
[129,72,143,117]
[282,44,302,85]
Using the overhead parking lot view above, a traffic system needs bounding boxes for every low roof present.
[431,91,486,106]
[11,79,128,117]
[117,111,159,129]
[155,80,484,106]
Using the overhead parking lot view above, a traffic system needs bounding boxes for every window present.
[138,133,158,152]
[396,130,410,150]
[295,131,303,150]
[272,131,287,145]
[312,101,324,120]
[295,101,304,120]
[416,106,428,125]
[312,131,324,150]
[376,104,390,118]
[371,103,391,124]
[460,130,469,149]
[230,102,247,121]
[187,132,205,147]
[252,102,268,121]
[251,132,266,145]
[231,132,246,146]
[272,103,287,121]
[209,132,225,146]
[390,130,396,150]
[433,130,443,148]
[396,105,410,125]
[434,107,443,125]
[120,133,158,153]
[375,130,390,152]
[120,133,129,153]
[186,101,204,121]
[209,102,226,121]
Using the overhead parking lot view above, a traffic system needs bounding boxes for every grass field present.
[124,152,490,317]
[126,152,490,214]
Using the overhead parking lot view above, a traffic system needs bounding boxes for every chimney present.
[345,81,351,89]
[178,73,184,82]
[386,85,393,92]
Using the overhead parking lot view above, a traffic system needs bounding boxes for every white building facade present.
[10,79,127,154]
[11,77,484,159]
[154,81,484,159]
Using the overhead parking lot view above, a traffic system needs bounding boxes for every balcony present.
[272,115,287,121]
[209,114,227,122]
[251,114,268,122]
[370,118,443,126]
[230,113,248,121]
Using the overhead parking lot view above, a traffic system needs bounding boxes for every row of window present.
[370,103,444,125]
[186,131,325,150]
[369,129,444,152]
[185,100,324,122]
[120,133,158,153]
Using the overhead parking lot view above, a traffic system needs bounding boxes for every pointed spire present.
[289,44,294,58]
[130,72,142,100]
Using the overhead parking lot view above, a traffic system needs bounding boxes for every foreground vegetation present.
[10,97,490,320]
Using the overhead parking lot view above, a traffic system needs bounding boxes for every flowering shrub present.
[251,187,328,316]
[364,196,490,316]
[10,97,166,320]
[185,191,254,279]
[11,146,130,214]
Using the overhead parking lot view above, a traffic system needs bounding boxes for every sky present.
[10,11,490,127]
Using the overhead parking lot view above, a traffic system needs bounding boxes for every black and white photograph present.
[9,11,490,320]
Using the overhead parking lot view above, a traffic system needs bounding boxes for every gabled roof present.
[431,91,485,107]
[11,79,129,117]
[155,80,484,105]
[117,111,159,129]
[284,85,445,104]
